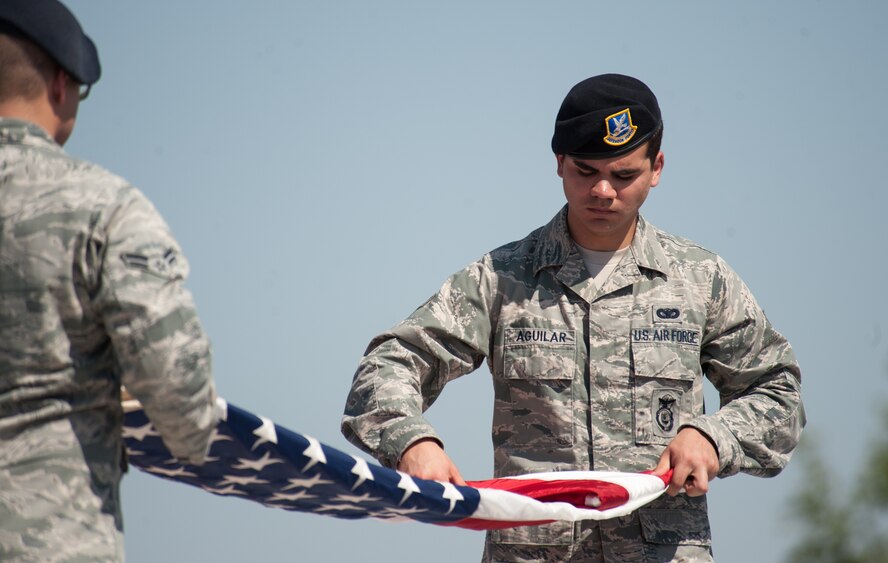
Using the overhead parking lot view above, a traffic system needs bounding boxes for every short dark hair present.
[644,122,663,163]
[0,32,54,102]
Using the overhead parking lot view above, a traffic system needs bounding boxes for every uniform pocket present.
[502,328,577,379]
[638,508,712,546]
[499,328,577,448]
[630,331,700,446]
[489,519,575,546]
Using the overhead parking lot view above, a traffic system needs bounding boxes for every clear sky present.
[63,1,888,561]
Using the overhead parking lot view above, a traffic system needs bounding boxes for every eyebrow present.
[570,159,598,172]
[570,158,642,176]
[612,167,643,176]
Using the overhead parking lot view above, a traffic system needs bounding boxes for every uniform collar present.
[532,206,575,275]
[533,206,671,279]
[0,117,61,150]
[628,215,671,278]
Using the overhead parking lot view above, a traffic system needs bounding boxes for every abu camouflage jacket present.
[0,119,217,561]
[342,206,803,561]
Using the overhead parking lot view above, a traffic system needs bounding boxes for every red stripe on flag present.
[467,478,630,511]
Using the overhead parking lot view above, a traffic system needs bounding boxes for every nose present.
[590,180,616,198]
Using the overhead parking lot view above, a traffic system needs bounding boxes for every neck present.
[0,97,65,144]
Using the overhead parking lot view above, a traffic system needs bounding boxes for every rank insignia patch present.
[120,246,182,279]
[602,108,638,146]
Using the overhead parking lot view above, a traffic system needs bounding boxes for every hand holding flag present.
[653,426,720,497]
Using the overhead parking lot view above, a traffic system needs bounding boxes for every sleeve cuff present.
[377,415,441,469]
[682,415,744,478]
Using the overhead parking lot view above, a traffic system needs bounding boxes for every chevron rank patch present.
[120,244,183,279]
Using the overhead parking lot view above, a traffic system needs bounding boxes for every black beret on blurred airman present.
[552,74,661,159]
[0,0,101,85]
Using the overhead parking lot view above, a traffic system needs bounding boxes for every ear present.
[650,151,665,187]
[48,67,70,106]
[555,154,565,178]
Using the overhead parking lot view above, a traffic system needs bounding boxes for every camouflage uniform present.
[343,207,804,562]
[0,119,218,561]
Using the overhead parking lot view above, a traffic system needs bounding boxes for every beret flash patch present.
[602,108,638,147]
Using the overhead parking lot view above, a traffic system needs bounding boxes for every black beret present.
[0,0,100,85]
[551,74,661,158]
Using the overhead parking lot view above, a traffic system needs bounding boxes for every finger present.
[450,465,467,486]
[684,470,711,497]
[398,457,445,482]
[666,466,690,497]
[417,467,451,482]
[652,450,673,476]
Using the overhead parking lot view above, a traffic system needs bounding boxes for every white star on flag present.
[396,472,420,506]
[251,415,277,450]
[233,451,282,471]
[200,484,248,496]
[334,492,381,504]
[441,482,464,515]
[350,457,374,490]
[219,474,269,487]
[315,503,365,513]
[268,490,317,503]
[143,465,197,479]
[377,506,428,517]
[215,397,228,421]
[301,436,326,472]
[122,421,157,441]
[281,473,333,491]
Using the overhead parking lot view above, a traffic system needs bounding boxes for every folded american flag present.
[122,398,669,530]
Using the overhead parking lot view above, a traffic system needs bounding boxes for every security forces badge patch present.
[652,388,681,438]
[602,108,638,146]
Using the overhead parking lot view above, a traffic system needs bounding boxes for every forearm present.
[342,342,444,468]
[116,298,218,465]
[686,369,804,478]
[342,262,493,467]
[697,257,806,478]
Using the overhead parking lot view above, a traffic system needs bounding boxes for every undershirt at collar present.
[575,245,630,289]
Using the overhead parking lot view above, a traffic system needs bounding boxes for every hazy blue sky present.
[62,1,888,561]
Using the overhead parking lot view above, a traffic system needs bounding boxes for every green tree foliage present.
[785,403,888,563]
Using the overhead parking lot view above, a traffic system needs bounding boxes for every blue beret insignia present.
[602,108,637,147]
